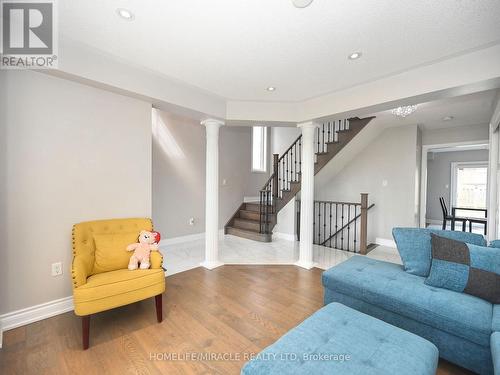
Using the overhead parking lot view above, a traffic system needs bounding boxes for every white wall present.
[271,127,301,157]
[426,149,489,222]
[152,110,269,238]
[315,124,420,242]
[0,71,152,314]
[422,124,489,145]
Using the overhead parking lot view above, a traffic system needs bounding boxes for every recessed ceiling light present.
[442,116,454,121]
[116,8,134,21]
[348,52,362,60]
[266,87,276,92]
[292,0,314,8]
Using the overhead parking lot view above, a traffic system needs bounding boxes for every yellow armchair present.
[71,218,166,349]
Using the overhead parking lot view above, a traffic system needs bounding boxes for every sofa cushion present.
[322,256,493,347]
[93,231,140,274]
[73,268,165,315]
[392,227,486,277]
[426,234,500,303]
[242,302,438,375]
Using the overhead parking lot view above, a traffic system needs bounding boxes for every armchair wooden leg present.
[155,294,163,323]
[82,315,90,350]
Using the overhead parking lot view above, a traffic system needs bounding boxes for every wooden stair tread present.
[225,226,272,242]
[239,209,274,216]
[234,217,261,224]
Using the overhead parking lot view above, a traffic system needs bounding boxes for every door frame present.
[419,140,489,229]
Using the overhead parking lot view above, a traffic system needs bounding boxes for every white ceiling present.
[370,90,498,130]
[59,1,500,103]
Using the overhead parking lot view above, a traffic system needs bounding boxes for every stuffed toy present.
[126,230,161,270]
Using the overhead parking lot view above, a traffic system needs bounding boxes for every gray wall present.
[315,124,420,241]
[0,71,152,314]
[152,111,269,238]
[426,149,489,222]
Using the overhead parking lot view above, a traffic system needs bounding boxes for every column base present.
[200,260,224,270]
[294,260,317,270]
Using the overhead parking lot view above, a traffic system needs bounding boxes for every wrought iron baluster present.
[299,137,302,177]
[317,128,320,153]
[341,204,345,250]
[321,124,325,152]
[347,204,351,251]
[294,144,297,181]
[323,202,326,245]
[313,202,316,244]
[354,205,358,252]
[318,202,321,245]
[329,203,332,248]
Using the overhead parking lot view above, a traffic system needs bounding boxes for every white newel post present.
[296,121,319,269]
[201,118,225,270]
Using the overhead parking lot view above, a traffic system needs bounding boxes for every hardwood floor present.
[0,266,474,374]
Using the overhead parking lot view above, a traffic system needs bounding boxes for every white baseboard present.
[375,237,396,248]
[159,232,205,246]
[0,296,74,348]
[243,196,260,203]
[159,230,225,247]
[272,232,296,241]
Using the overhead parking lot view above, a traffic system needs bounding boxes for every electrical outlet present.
[51,262,63,277]
[189,217,195,226]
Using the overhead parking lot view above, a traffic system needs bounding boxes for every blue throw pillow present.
[392,227,486,277]
[489,239,500,249]
[425,234,500,303]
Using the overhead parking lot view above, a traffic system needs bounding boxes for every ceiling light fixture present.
[292,0,314,8]
[116,8,134,21]
[266,87,276,92]
[442,116,454,121]
[391,105,418,118]
[348,52,362,60]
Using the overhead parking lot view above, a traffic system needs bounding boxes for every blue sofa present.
[323,231,499,375]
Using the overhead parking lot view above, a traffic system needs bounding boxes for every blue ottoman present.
[241,303,438,375]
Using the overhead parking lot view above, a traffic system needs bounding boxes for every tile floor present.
[161,234,402,276]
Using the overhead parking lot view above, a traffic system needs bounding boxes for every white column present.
[201,118,224,270]
[296,121,319,269]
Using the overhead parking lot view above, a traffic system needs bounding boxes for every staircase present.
[224,116,375,242]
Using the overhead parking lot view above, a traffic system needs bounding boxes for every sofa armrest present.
[150,251,164,269]
[71,256,89,288]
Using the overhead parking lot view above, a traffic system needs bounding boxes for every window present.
[252,126,267,172]
[451,162,488,218]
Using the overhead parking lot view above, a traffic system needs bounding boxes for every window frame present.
[450,160,488,209]
[251,126,267,173]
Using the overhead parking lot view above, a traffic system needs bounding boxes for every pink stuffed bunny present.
[126,230,159,270]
